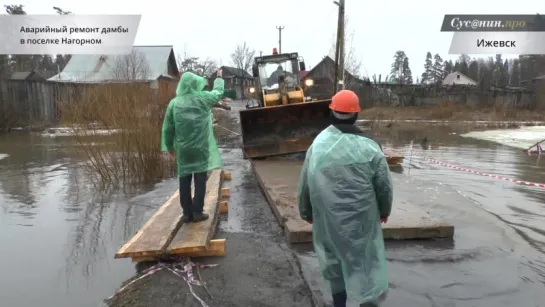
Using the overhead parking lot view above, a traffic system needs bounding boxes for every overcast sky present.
[16,0,541,79]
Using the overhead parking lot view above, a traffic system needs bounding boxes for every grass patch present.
[60,82,176,189]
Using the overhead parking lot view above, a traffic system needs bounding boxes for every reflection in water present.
[1,165,37,218]
[2,122,545,306]
[368,125,545,254]
[0,133,177,307]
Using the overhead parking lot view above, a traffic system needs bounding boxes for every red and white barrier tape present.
[419,156,545,189]
[107,256,218,306]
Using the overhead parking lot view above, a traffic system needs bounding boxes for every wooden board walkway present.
[384,150,404,166]
[251,159,454,243]
[167,170,223,255]
[115,169,232,262]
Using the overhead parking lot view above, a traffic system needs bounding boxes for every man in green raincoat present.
[161,70,224,223]
[298,90,393,307]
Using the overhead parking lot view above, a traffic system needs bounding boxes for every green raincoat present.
[297,125,393,304]
[161,72,224,176]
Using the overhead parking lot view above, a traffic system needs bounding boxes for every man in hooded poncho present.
[297,90,393,307]
[161,70,224,223]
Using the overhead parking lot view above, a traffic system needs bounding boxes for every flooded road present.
[337,124,545,307]
[218,103,545,306]
[0,133,178,307]
[372,126,545,253]
[1,103,545,307]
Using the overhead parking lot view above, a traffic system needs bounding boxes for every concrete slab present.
[252,158,454,243]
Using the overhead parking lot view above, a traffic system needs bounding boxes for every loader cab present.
[249,49,310,108]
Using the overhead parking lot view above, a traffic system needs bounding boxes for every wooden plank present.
[183,239,226,258]
[251,159,311,243]
[219,201,228,213]
[252,158,454,243]
[284,219,313,243]
[131,256,156,263]
[221,187,230,197]
[387,157,404,165]
[383,204,455,239]
[115,190,184,258]
[251,160,286,230]
[166,169,223,254]
[223,171,232,180]
[385,151,404,166]
[131,239,227,262]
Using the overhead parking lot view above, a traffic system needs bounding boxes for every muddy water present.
[3,103,545,307]
[371,126,545,252]
[226,101,545,306]
[0,133,178,307]
[352,124,545,306]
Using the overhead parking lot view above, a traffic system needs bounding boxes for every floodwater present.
[312,123,545,306]
[0,133,178,307]
[1,107,545,306]
[375,126,545,253]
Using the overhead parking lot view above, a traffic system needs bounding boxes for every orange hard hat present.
[329,90,360,113]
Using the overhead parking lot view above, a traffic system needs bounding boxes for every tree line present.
[0,5,72,79]
[387,50,545,87]
[178,42,255,78]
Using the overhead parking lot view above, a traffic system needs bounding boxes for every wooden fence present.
[0,79,178,132]
[0,80,75,131]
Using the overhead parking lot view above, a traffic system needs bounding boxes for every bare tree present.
[230,42,255,99]
[177,54,198,75]
[196,58,218,77]
[230,42,255,74]
[177,54,218,77]
[329,17,363,78]
[110,50,151,81]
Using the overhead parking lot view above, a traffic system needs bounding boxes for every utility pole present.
[338,0,345,90]
[276,26,284,53]
[333,0,345,92]
[260,50,263,56]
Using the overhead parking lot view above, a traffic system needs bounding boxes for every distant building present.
[10,70,48,81]
[47,45,181,104]
[299,70,309,79]
[48,45,180,84]
[209,66,254,99]
[442,71,477,85]
[301,56,367,99]
[521,74,545,87]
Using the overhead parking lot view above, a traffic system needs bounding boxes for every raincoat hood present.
[161,74,225,176]
[176,72,207,96]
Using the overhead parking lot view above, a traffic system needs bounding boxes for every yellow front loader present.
[239,48,333,159]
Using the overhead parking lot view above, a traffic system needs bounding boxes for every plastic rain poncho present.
[297,125,393,304]
[161,72,225,176]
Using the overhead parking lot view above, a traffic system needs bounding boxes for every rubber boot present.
[192,213,209,222]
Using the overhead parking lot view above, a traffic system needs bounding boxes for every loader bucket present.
[239,100,333,159]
